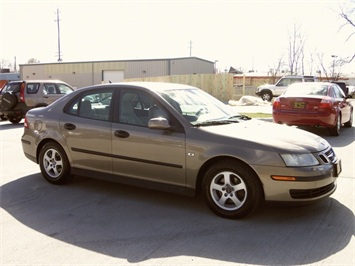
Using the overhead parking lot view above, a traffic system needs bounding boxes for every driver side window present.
[118,91,168,127]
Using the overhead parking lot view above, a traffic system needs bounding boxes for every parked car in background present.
[273,82,353,136]
[256,75,318,101]
[22,82,341,219]
[331,81,348,95]
[0,80,74,123]
[348,85,355,98]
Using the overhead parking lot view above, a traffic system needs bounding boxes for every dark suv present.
[0,80,73,123]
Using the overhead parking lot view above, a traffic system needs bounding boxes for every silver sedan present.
[21,82,341,219]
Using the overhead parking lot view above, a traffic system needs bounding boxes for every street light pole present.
[331,55,337,79]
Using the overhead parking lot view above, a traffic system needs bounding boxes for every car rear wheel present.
[329,115,341,136]
[344,111,353,128]
[202,160,263,219]
[39,142,72,184]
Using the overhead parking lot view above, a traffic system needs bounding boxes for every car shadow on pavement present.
[0,121,24,130]
[1,173,353,265]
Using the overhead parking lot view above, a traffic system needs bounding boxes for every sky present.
[1,0,354,75]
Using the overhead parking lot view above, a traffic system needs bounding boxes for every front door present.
[111,89,186,187]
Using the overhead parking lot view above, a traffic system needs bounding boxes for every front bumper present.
[254,160,340,202]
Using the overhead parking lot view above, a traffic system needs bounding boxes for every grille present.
[290,183,335,199]
[318,147,337,164]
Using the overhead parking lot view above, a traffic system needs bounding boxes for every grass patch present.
[240,113,273,119]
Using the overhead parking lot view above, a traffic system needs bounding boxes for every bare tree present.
[268,56,285,83]
[27,58,40,64]
[287,23,306,75]
[316,53,343,81]
[338,0,355,63]
[0,59,12,70]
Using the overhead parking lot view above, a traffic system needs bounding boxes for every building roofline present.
[19,56,214,66]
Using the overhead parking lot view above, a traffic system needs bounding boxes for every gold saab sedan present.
[21,82,341,219]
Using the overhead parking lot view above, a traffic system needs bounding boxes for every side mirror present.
[148,117,171,130]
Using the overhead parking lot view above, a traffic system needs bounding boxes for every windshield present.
[157,88,243,126]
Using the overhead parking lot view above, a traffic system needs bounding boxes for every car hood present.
[199,119,329,153]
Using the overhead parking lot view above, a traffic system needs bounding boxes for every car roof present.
[7,80,70,84]
[290,82,334,86]
[78,82,197,92]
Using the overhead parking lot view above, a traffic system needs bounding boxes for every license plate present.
[333,160,342,177]
[294,101,305,108]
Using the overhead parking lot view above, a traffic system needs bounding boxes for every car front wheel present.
[202,160,263,219]
[39,142,72,184]
[260,91,272,101]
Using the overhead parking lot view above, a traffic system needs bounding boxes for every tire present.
[1,92,17,110]
[8,116,22,124]
[328,115,341,136]
[0,114,7,121]
[260,91,272,102]
[39,142,72,184]
[202,159,263,219]
[344,110,353,128]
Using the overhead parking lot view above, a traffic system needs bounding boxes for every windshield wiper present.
[194,120,236,127]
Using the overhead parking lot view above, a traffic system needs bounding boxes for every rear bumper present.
[273,111,335,127]
[0,104,31,118]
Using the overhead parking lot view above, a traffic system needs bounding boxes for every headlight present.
[280,153,319,167]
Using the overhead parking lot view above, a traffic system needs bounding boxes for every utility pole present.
[189,40,193,57]
[55,9,62,62]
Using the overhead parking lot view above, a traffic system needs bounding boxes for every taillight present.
[273,98,281,109]
[24,116,29,129]
[319,99,332,109]
[20,82,25,102]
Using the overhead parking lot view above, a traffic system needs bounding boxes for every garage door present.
[103,70,124,83]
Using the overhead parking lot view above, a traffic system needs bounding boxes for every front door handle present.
[64,123,76,130]
[114,130,129,138]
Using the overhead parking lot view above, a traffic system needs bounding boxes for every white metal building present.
[20,57,215,88]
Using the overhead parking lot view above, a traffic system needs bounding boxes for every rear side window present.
[277,78,302,87]
[3,82,21,93]
[44,84,57,94]
[26,83,40,94]
[304,78,316,82]
[65,90,113,121]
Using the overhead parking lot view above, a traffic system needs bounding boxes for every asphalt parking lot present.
[1,111,354,265]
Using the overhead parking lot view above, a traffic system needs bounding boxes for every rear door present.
[42,83,73,105]
[59,89,114,173]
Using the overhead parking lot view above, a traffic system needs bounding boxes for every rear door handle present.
[64,123,76,130]
[114,130,129,138]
